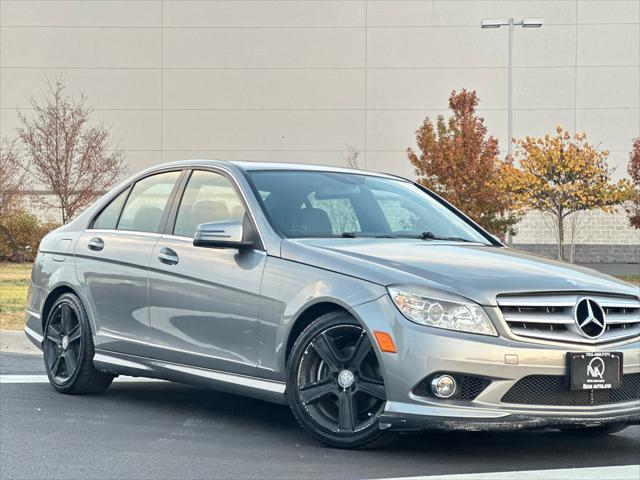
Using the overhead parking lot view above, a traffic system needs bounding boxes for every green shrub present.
[0,210,58,262]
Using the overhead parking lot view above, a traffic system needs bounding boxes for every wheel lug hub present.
[337,369,356,389]
[61,335,69,351]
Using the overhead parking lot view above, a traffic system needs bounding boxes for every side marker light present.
[373,331,397,353]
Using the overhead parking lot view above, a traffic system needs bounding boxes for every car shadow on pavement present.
[3,377,639,480]
[101,382,640,467]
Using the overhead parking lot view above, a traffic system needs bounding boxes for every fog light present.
[431,375,457,399]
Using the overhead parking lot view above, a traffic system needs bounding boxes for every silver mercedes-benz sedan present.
[25,160,639,448]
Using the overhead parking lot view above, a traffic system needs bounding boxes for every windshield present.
[247,171,492,245]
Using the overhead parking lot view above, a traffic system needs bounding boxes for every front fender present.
[257,256,387,380]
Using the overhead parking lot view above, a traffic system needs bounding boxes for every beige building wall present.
[1,0,638,255]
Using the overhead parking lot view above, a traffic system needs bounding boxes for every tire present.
[42,292,114,394]
[286,311,395,449]
[560,423,629,436]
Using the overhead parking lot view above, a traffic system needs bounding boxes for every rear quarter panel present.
[26,229,87,340]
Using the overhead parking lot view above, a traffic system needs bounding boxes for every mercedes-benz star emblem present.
[574,298,606,339]
[338,370,355,389]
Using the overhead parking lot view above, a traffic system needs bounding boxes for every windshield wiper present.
[339,232,399,239]
[418,231,475,243]
[339,231,475,241]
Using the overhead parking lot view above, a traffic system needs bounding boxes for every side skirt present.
[25,325,44,350]
[93,350,287,405]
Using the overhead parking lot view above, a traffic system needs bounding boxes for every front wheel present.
[43,293,114,394]
[286,311,394,449]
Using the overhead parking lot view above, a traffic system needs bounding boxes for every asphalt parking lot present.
[1,352,639,480]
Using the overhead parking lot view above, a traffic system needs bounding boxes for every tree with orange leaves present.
[508,126,631,260]
[407,89,520,238]
[626,138,640,229]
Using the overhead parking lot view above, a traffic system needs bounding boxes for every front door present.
[147,169,266,376]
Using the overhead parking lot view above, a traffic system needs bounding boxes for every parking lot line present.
[385,464,640,480]
[0,374,163,384]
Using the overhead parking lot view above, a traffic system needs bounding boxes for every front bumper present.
[352,295,640,432]
[378,411,640,432]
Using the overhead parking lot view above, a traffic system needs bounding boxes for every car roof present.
[147,159,409,182]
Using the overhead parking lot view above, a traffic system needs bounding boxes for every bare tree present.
[342,144,360,169]
[17,77,126,224]
[0,138,28,216]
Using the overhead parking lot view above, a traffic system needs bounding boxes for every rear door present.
[147,169,266,376]
[76,170,184,356]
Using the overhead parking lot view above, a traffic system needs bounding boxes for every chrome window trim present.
[161,234,193,242]
[84,229,163,238]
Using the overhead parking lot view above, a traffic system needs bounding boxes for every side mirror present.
[193,220,252,249]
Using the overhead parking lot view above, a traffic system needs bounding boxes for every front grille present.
[413,374,491,401]
[497,294,640,344]
[502,373,640,406]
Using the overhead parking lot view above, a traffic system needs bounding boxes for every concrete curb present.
[0,330,40,355]
[388,465,640,480]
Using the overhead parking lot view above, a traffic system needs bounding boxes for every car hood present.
[281,238,638,306]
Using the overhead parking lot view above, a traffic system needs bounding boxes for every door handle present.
[87,237,104,251]
[158,247,179,265]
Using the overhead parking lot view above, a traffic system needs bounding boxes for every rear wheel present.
[286,311,394,449]
[560,423,628,436]
[43,293,114,394]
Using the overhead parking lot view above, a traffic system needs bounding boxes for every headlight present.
[388,286,497,336]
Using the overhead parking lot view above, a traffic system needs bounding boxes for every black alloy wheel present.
[286,311,394,448]
[43,293,114,394]
[44,301,82,384]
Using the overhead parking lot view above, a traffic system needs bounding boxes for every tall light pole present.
[481,18,543,156]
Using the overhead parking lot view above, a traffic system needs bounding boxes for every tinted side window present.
[117,171,181,233]
[92,188,129,230]
[173,170,245,237]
